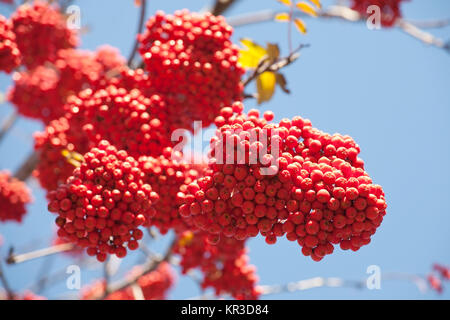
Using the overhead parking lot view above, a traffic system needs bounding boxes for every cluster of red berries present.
[0,171,32,223]
[138,147,203,234]
[0,15,20,73]
[350,0,406,27]
[428,264,450,294]
[33,115,89,193]
[179,103,387,261]
[175,230,260,299]
[47,140,157,262]
[138,10,244,132]
[9,47,125,123]
[82,262,175,300]
[11,1,77,69]
[65,85,176,158]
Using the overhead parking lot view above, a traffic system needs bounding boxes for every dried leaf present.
[239,38,267,68]
[275,73,290,94]
[309,0,322,9]
[294,18,307,34]
[274,12,290,22]
[256,71,277,104]
[296,1,318,17]
[277,0,292,6]
[266,43,280,62]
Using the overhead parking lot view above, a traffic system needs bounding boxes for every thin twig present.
[0,111,18,145]
[228,5,450,53]
[288,3,294,54]
[13,151,40,182]
[98,237,177,300]
[209,0,239,16]
[130,283,145,300]
[6,243,75,265]
[0,260,14,300]
[242,44,308,87]
[34,255,55,294]
[127,0,147,68]
[398,19,450,52]
[405,18,450,29]
[258,272,431,296]
[28,257,95,293]
[186,272,431,299]
[103,257,111,296]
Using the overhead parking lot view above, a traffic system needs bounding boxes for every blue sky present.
[0,0,449,300]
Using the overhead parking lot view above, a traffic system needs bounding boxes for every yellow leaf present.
[67,159,82,168]
[277,0,292,6]
[274,12,290,22]
[296,2,318,17]
[240,38,267,57]
[178,231,194,247]
[309,0,321,9]
[256,72,277,104]
[239,38,267,68]
[61,149,84,167]
[61,149,70,158]
[71,151,84,162]
[294,18,307,34]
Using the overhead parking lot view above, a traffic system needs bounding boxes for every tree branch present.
[0,111,18,145]
[187,272,430,299]
[13,151,40,182]
[242,44,308,88]
[127,0,147,68]
[227,5,450,53]
[405,18,450,29]
[258,272,429,296]
[6,243,75,265]
[209,0,239,16]
[98,237,177,300]
[398,19,450,52]
[0,260,14,300]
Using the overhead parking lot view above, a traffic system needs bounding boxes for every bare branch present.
[242,44,308,88]
[6,243,75,265]
[97,237,177,300]
[228,5,450,53]
[0,111,18,145]
[209,0,239,16]
[186,272,431,299]
[28,257,95,293]
[13,151,40,182]
[127,0,147,68]
[398,19,450,53]
[103,257,111,296]
[0,260,14,300]
[406,18,450,29]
